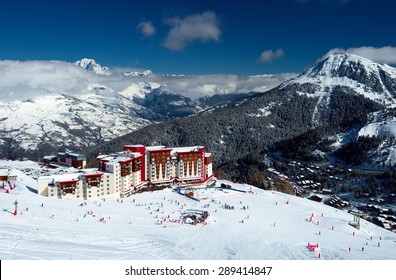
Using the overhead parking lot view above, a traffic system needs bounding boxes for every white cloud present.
[257,49,285,64]
[163,11,221,51]
[0,60,94,101]
[0,60,296,102]
[137,21,156,37]
[154,73,297,99]
[320,46,396,64]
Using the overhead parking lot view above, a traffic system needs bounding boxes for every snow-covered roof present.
[113,156,133,163]
[105,161,118,166]
[0,169,9,176]
[96,154,108,159]
[43,155,57,160]
[38,173,81,184]
[124,144,145,148]
[81,169,103,175]
[172,146,204,152]
[146,146,167,151]
[145,145,205,156]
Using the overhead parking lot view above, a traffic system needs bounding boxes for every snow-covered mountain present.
[75,58,112,76]
[123,69,153,77]
[282,53,396,107]
[0,92,151,153]
[276,53,396,167]
[1,159,395,260]
[255,53,396,135]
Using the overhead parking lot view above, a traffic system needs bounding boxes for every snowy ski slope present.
[0,160,395,260]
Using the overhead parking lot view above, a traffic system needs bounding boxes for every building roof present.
[43,155,57,160]
[0,169,9,176]
[38,173,81,184]
[124,144,145,148]
[171,146,205,156]
[57,151,86,160]
[146,146,167,151]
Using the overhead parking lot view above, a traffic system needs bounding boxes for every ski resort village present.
[37,145,215,200]
[1,145,396,260]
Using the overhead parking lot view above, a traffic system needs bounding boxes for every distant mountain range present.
[87,53,396,172]
[0,59,287,159]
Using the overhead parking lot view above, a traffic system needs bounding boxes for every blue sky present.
[0,0,395,75]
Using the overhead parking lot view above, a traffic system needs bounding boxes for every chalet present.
[321,188,332,195]
[54,152,87,169]
[42,155,57,166]
[0,169,17,192]
[308,194,323,203]
[327,196,349,209]
[0,169,17,182]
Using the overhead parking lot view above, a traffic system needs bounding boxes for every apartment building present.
[38,145,215,200]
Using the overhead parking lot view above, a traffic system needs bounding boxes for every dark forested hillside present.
[85,87,319,166]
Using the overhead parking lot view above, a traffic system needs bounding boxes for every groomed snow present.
[358,113,396,166]
[1,160,395,260]
[359,119,396,138]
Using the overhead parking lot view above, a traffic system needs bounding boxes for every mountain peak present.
[75,58,112,76]
[281,52,396,106]
[302,53,380,79]
[123,69,153,77]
